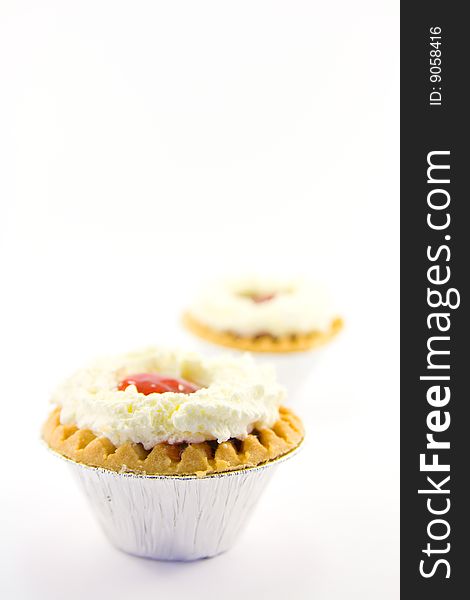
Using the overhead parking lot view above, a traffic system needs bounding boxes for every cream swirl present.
[52,347,284,448]
[187,276,336,337]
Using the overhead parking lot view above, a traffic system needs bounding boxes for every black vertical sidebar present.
[401,2,468,598]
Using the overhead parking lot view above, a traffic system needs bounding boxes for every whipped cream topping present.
[53,347,285,448]
[187,276,336,337]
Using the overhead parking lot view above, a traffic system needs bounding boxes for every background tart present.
[43,406,304,476]
[183,312,343,353]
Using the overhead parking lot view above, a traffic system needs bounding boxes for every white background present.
[0,1,399,598]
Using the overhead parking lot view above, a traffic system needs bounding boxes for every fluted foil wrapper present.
[184,336,323,400]
[64,448,299,561]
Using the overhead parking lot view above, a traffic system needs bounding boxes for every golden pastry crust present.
[183,312,343,353]
[43,406,304,476]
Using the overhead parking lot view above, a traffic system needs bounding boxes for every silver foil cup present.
[183,336,324,400]
[250,349,325,399]
[56,446,300,561]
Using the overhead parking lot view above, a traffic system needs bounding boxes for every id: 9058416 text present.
[429,26,442,106]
